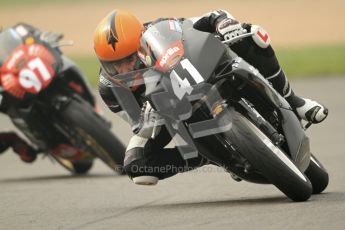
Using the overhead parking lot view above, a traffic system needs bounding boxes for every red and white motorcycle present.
[0,25,124,174]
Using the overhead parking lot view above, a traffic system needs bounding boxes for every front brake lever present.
[304,122,312,130]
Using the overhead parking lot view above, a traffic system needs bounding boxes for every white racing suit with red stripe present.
[98,10,328,185]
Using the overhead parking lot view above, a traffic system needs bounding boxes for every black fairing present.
[177,20,227,82]
[227,57,311,171]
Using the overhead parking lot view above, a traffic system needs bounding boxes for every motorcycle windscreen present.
[138,19,184,73]
[177,19,227,82]
[139,19,227,83]
[0,28,23,66]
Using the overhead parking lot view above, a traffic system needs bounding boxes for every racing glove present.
[216,16,247,41]
[133,101,162,139]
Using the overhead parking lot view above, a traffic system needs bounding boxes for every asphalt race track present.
[1,77,344,230]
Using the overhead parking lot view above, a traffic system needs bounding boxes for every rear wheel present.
[305,154,329,194]
[59,97,125,174]
[223,111,312,202]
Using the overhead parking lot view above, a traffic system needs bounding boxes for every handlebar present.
[50,40,74,48]
[39,31,74,48]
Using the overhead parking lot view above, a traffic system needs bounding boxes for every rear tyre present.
[223,111,312,202]
[305,154,329,194]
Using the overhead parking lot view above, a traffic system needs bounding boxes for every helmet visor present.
[101,53,140,77]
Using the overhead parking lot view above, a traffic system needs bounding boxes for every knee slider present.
[132,176,159,186]
[124,161,159,186]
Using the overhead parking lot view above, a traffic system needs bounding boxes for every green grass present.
[70,44,345,87]
[70,56,100,87]
[276,44,345,79]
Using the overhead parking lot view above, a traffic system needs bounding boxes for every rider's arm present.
[98,69,161,138]
[192,10,270,49]
[99,70,135,124]
[99,71,122,113]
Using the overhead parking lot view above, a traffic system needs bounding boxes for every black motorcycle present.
[106,19,328,201]
[0,27,125,174]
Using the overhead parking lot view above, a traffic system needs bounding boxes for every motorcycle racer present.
[94,9,328,185]
[0,23,54,163]
[0,23,71,164]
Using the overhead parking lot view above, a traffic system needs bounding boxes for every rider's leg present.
[123,127,208,185]
[231,25,328,123]
[0,132,37,163]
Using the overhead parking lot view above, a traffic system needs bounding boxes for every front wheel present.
[72,160,94,174]
[50,155,94,175]
[305,154,329,194]
[223,111,312,202]
[59,97,125,174]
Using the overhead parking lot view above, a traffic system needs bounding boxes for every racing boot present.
[15,145,37,163]
[295,98,328,123]
[12,138,37,163]
[0,141,10,154]
[0,132,37,162]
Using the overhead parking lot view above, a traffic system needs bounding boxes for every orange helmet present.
[94,9,144,76]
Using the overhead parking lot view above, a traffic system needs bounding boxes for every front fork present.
[49,95,95,162]
[227,57,311,171]
[236,98,285,146]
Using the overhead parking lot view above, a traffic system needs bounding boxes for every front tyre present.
[72,160,93,174]
[223,111,312,202]
[305,154,329,194]
[59,97,125,174]
[50,155,94,175]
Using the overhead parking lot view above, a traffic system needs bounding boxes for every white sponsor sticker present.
[159,46,180,67]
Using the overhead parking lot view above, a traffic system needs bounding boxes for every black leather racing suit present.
[98,10,303,181]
